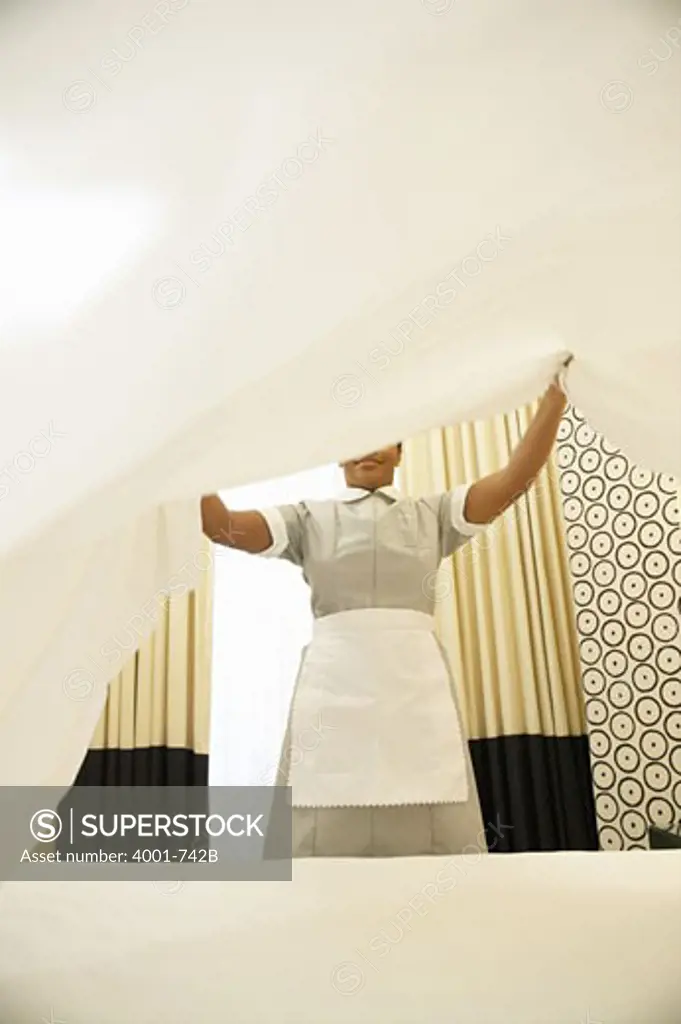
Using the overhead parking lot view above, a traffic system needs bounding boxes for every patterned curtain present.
[557,407,681,849]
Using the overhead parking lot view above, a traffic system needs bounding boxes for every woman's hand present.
[463,355,574,525]
[551,353,574,400]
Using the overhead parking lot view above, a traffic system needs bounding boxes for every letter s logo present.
[30,810,63,843]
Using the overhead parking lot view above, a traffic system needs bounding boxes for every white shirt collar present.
[337,485,401,504]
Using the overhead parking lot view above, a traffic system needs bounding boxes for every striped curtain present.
[403,400,598,852]
[73,541,213,786]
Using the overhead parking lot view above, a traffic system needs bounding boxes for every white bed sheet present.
[0,852,679,1023]
[0,0,680,786]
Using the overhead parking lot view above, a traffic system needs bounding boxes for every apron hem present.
[292,796,469,809]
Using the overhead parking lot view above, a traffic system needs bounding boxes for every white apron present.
[286,608,470,808]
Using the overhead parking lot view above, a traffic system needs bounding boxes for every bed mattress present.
[0,851,679,1023]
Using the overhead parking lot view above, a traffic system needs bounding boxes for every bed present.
[0,851,679,1023]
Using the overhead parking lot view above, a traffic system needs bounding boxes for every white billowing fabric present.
[0,0,680,784]
[0,853,680,1022]
[0,499,202,786]
[287,609,469,808]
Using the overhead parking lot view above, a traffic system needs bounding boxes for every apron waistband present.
[312,608,436,636]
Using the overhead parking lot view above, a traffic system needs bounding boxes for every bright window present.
[208,463,342,785]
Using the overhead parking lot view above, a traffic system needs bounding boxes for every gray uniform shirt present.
[260,484,485,619]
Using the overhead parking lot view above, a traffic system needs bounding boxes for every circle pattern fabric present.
[558,408,681,851]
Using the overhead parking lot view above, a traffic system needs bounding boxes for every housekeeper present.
[201,361,572,857]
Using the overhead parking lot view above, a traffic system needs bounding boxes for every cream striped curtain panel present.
[403,400,598,851]
[74,541,213,786]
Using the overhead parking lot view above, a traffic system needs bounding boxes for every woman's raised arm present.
[200,495,274,554]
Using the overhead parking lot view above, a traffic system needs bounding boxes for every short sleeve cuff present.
[450,484,487,537]
[258,507,289,557]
